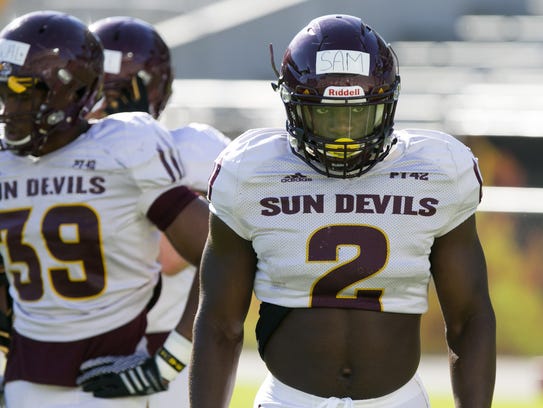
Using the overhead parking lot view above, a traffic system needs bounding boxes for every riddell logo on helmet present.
[323,86,365,97]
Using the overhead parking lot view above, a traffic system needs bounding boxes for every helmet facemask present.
[282,82,399,178]
[0,71,50,156]
[0,67,100,156]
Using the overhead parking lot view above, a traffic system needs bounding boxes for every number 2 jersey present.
[0,112,196,342]
[208,127,483,313]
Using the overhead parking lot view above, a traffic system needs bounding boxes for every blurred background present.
[1,0,541,404]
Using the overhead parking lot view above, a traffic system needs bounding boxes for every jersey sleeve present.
[434,133,483,237]
[99,113,187,217]
[207,131,256,240]
[170,123,230,193]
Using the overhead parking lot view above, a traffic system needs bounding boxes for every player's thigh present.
[5,380,149,408]
[148,366,189,408]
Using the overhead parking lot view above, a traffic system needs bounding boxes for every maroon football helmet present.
[0,10,104,156]
[89,16,173,119]
[273,14,401,178]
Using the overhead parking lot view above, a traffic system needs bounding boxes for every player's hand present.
[76,352,167,398]
[77,332,191,398]
[105,73,149,115]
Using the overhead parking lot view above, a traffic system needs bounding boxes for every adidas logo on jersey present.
[281,172,312,183]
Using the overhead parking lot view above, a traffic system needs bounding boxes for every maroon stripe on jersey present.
[169,149,184,179]
[472,159,483,203]
[147,185,198,231]
[158,148,177,182]
[5,310,147,386]
[207,161,222,201]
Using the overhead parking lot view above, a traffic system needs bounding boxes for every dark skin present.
[1,83,85,157]
[163,196,210,340]
[430,215,496,407]
[190,213,495,407]
[264,309,421,398]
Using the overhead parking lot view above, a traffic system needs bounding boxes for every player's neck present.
[37,120,91,156]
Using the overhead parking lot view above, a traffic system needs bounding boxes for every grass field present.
[230,382,543,407]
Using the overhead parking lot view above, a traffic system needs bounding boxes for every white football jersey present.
[146,123,230,334]
[0,112,190,341]
[209,128,483,314]
[170,123,231,193]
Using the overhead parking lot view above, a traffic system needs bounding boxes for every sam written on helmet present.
[89,16,173,119]
[272,14,401,178]
[0,10,104,156]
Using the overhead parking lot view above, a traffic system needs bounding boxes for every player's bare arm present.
[164,195,210,269]
[160,195,210,340]
[158,236,191,276]
[191,213,257,408]
[159,188,210,276]
[430,214,496,407]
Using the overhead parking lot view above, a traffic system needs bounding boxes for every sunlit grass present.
[230,382,543,407]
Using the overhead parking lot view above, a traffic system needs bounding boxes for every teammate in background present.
[87,16,230,407]
[0,10,209,407]
[190,14,496,407]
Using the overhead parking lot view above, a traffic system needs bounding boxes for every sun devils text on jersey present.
[208,127,483,314]
[0,112,189,342]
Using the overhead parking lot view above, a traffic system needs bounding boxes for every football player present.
[87,16,230,408]
[0,11,209,408]
[190,14,496,407]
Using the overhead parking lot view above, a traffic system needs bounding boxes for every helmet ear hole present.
[35,81,48,92]
[74,86,87,101]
